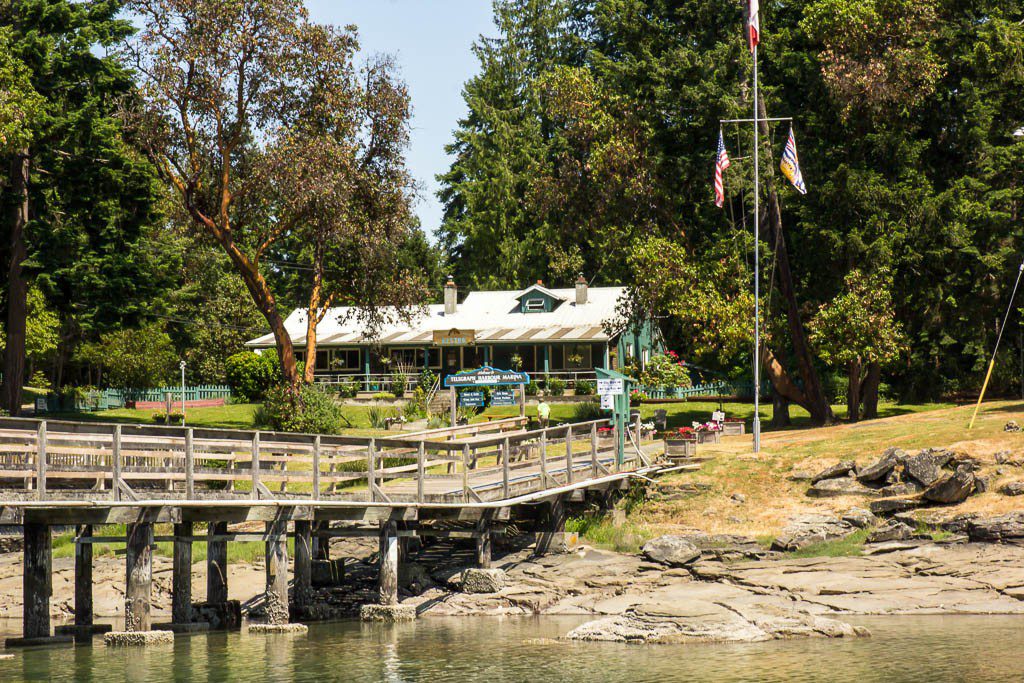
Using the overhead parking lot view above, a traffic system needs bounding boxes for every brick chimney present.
[575,273,588,305]
[444,275,458,315]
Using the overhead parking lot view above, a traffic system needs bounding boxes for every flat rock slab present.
[248,623,308,635]
[360,604,417,622]
[103,630,174,647]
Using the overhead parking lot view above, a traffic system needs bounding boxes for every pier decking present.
[0,415,659,646]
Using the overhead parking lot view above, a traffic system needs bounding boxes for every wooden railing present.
[0,417,624,504]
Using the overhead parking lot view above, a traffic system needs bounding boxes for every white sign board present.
[712,410,725,423]
[600,393,614,410]
[597,378,624,396]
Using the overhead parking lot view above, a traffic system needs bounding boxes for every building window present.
[331,348,360,371]
[642,348,650,369]
[563,343,592,369]
[390,348,428,368]
[524,298,546,312]
[315,350,329,371]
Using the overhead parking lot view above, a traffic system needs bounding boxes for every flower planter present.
[664,438,697,458]
[695,430,720,445]
[722,421,745,436]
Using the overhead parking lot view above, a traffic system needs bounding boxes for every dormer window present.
[524,298,546,312]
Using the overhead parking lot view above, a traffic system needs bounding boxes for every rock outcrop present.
[770,514,855,552]
[641,536,701,567]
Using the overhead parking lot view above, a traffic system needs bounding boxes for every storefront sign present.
[491,389,516,406]
[433,328,476,346]
[459,390,485,407]
[444,366,530,387]
[600,394,614,410]
[597,378,624,396]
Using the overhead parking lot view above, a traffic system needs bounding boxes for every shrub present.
[630,390,648,406]
[427,415,445,429]
[336,381,359,398]
[257,383,345,434]
[402,399,423,422]
[640,351,692,392]
[372,391,396,400]
[525,379,539,396]
[28,371,51,391]
[225,352,276,402]
[574,379,596,396]
[367,404,398,430]
[390,369,408,398]
[416,367,437,392]
[572,401,605,422]
[546,377,566,396]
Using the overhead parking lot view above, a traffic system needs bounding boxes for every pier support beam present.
[534,496,572,555]
[293,520,312,608]
[378,520,399,606]
[172,522,193,625]
[75,525,93,627]
[24,524,52,639]
[207,521,228,604]
[125,522,154,632]
[264,519,289,624]
[476,513,493,569]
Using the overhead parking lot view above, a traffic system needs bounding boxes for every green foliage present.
[810,270,906,369]
[640,352,692,392]
[257,383,345,434]
[416,367,437,392]
[27,371,51,391]
[336,381,359,399]
[566,512,654,553]
[574,379,596,396]
[85,324,178,393]
[572,400,605,422]
[225,352,278,403]
[390,369,408,398]
[545,376,566,396]
[630,390,648,406]
[372,391,396,400]
[367,404,398,430]
[525,379,540,396]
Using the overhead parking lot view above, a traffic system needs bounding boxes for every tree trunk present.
[770,385,791,429]
[846,359,862,423]
[3,150,30,416]
[861,362,881,420]
[761,346,806,406]
[757,99,833,426]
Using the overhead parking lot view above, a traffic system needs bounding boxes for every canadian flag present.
[747,0,760,51]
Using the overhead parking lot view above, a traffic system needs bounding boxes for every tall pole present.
[180,360,187,426]
[752,44,761,453]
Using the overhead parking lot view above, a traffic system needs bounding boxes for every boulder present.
[841,508,876,529]
[641,536,701,567]
[810,460,856,484]
[967,512,1024,542]
[669,533,767,561]
[807,476,879,498]
[867,521,914,544]
[869,497,922,515]
[461,568,507,594]
[771,514,855,552]
[857,448,905,484]
[1005,421,1021,433]
[1000,481,1024,497]
[922,467,976,505]
[878,482,924,497]
[903,449,953,486]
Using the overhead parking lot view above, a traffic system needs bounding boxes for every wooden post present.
[112,425,122,500]
[450,386,456,428]
[519,384,526,418]
[312,435,321,501]
[565,425,574,485]
[185,428,195,499]
[251,432,260,499]
[462,443,470,502]
[172,522,192,625]
[540,429,548,486]
[476,512,492,569]
[416,441,425,503]
[293,520,312,607]
[534,496,568,556]
[313,521,331,560]
[207,521,228,604]
[23,523,51,639]
[125,522,154,632]
[502,437,510,499]
[36,421,46,500]
[368,438,377,502]
[378,520,399,606]
[590,422,599,478]
[265,519,289,624]
[74,525,93,628]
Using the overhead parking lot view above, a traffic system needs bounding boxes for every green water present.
[2,615,1023,682]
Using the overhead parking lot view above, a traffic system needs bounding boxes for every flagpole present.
[752,42,761,454]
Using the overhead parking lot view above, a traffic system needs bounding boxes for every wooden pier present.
[0,415,657,645]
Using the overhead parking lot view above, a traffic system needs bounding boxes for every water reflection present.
[2,615,1024,682]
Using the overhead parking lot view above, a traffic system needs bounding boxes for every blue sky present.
[306,1,496,240]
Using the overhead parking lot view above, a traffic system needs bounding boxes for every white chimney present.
[444,275,458,315]
[575,273,588,305]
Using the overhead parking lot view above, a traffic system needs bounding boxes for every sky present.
[306,1,497,240]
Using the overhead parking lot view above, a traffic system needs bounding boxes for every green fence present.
[641,381,757,400]
[42,385,232,413]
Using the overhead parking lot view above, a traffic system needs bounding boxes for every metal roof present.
[245,286,625,348]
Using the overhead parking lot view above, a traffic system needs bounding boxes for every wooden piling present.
[265,519,289,624]
[534,496,568,556]
[378,520,399,606]
[476,512,493,569]
[172,522,192,625]
[207,521,228,604]
[24,523,51,639]
[74,525,93,627]
[293,520,312,607]
[125,522,154,632]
